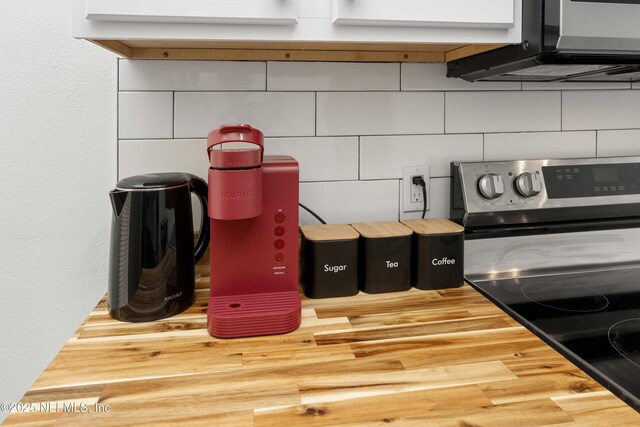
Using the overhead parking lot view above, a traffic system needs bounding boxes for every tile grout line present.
[299,177,452,184]
[357,136,361,180]
[396,179,401,222]
[116,127,640,142]
[172,91,176,139]
[560,90,563,132]
[265,61,268,91]
[116,58,120,180]
[443,90,447,134]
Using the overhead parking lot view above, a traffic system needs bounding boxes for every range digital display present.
[592,166,619,183]
[542,163,640,199]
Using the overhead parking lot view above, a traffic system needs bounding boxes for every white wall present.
[118,60,640,225]
[0,0,116,421]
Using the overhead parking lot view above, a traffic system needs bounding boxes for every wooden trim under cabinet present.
[91,39,505,62]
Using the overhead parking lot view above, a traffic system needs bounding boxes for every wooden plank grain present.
[255,385,493,427]
[350,326,531,358]
[255,387,573,427]
[314,315,511,345]
[7,273,640,425]
[299,360,517,405]
[480,371,604,405]
[552,390,640,426]
[347,306,471,327]
[2,410,63,427]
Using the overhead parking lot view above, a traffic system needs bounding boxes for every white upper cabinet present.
[84,0,299,25]
[73,0,522,62]
[332,0,515,30]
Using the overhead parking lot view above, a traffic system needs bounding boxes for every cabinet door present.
[84,0,299,25]
[333,0,515,29]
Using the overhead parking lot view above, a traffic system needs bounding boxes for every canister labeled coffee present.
[401,219,464,290]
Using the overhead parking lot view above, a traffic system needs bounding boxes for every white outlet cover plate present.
[402,165,430,213]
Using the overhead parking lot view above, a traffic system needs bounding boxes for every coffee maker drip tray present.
[207,291,301,338]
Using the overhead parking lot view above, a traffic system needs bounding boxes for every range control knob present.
[515,172,542,198]
[477,173,505,200]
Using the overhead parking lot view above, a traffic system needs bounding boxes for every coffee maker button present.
[274,226,286,236]
[275,253,285,262]
[274,239,285,250]
[274,212,286,223]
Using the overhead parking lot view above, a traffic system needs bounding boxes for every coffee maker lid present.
[116,173,189,190]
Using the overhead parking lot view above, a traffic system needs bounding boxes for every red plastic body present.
[208,167,262,220]
[207,124,264,157]
[210,149,261,169]
[207,156,301,338]
[207,125,265,220]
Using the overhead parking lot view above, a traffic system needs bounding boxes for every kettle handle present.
[186,174,210,263]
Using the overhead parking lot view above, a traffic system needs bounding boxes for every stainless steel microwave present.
[448,0,640,82]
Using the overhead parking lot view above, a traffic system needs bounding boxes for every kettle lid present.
[115,172,189,190]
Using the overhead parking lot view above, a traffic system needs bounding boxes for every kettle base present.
[207,291,301,339]
[109,295,194,323]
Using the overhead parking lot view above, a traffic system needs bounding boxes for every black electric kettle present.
[108,173,209,322]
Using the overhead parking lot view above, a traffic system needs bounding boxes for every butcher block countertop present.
[6,259,640,426]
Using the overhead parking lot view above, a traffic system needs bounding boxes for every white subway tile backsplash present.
[400,178,450,221]
[118,92,173,139]
[117,60,640,226]
[317,92,444,136]
[264,136,358,182]
[174,92,315,138]
[562,90,640,130]
[360,134,483,179]
[118,139,209,180]
[119,60,266,91]
[401,63,520,91]
[522,81,630,91]
[597,130,640,157]
[299,180,399,225]
[484,131,596,161]
[445,91,561,134]
[268,62,399,91]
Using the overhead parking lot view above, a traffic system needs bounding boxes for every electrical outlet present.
[402,166,430,213]
[410,177,424,203]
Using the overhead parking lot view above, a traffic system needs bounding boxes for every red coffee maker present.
[206,124,301,338]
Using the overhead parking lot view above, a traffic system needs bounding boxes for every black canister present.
[300,224,359,298]
[108,173,209,322]
[351,222,412,294]
[401,219,464,290]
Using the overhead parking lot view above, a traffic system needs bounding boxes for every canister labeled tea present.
[401,219,464,290]
[351,222,412,294]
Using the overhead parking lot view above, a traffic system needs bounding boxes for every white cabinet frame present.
[332,0,515,29]
[85,0,300,25]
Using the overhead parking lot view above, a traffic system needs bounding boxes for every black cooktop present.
[470,265,640,412]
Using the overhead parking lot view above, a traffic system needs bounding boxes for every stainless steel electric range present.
[450,157,640,412]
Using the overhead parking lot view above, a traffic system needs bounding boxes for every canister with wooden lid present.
[351,221,412,294]
[401,219,464,290]
[300,224,360,298]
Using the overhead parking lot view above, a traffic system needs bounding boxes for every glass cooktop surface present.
[470,265,640,412]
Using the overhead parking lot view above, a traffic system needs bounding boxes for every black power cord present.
[299,203,326,224]
[411,175,428,219]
